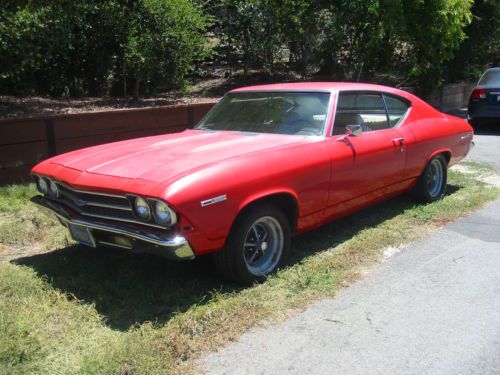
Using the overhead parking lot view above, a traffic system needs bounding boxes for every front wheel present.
[213,203,291,285]
[412,154,448,203]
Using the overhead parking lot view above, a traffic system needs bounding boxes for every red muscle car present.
[31,83,474,284]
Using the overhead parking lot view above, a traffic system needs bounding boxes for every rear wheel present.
[412,154,448,203]
[214,203,291,285]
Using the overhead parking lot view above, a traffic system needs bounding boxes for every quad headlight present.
[134,197,151,220]
[131,196,176,226]
[36,176,49,194]
[35,175,59,197]
[49,180,59,197]
[153,200,176,226]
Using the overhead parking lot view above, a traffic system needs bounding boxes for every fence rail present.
[0,102,216,185]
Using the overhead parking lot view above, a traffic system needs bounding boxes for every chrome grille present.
[52,183,165,229]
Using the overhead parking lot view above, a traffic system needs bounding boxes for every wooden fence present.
[0,102,216,185]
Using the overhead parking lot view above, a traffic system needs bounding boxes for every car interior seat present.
[332,113,364,135]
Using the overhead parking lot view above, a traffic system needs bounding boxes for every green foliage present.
[1,0,495,96]
[0,0,210,96]
[208,0,281,74]
[125,0,210,96]
[209,0,474,86]
[393,0,473,86]
[445,0,500,82]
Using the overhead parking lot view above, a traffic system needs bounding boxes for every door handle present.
[392,137,405,153]
[392,137,405,144]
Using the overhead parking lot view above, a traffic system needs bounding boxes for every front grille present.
[52,183,165,229]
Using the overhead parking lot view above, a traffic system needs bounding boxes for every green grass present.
[0,184,71,253]
[1,162,499,374]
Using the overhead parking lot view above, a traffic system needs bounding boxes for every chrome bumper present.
[32,195,195,260]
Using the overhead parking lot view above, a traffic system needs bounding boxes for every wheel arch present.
[234,190,299,235]
[427,149,451,165]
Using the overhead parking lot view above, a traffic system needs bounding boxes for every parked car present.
[468,67,500,125]
[32,83,474,284]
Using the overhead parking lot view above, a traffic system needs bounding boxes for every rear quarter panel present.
[403,100,473,179]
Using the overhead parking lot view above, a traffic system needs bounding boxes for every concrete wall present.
[423,82,475,112]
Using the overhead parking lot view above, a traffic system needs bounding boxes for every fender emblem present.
[201,194,227,207]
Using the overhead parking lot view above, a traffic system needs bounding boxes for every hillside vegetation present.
[1,0,498,98]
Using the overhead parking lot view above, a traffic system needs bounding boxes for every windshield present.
[196,92,331,136]
[478,69,500,86]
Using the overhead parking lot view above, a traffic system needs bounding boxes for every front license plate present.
[68,224,96,247]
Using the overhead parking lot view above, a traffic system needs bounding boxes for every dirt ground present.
[0,95,220,120]
[0,69,299,120]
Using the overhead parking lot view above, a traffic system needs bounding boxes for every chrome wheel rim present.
[243,216,284,276]
[427,159,444,198]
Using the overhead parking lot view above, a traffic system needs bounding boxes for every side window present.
[384,95,410,127]
[333,92,390,135]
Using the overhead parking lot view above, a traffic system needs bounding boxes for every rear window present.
[478,70,500,86]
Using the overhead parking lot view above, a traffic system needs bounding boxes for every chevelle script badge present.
[201,194,227,207]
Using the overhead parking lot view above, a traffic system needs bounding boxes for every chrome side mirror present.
[345,124,362,136]
[336,124,362,143]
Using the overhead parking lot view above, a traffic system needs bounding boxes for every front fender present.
[236,188,299,216]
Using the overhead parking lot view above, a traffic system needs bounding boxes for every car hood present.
[49,129,311,183]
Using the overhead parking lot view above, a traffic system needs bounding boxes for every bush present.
[125,0,210,97]
[0,0,210,97]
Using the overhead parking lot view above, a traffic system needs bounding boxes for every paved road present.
[200,131,500,375]
[468,132,500,171]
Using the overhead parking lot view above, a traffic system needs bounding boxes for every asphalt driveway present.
[200,127,500,375]
[468,132,500,170]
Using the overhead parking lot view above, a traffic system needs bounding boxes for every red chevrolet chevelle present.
[31,83,474,284]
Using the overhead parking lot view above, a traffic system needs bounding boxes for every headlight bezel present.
[33,174,60,197]
[48,179,59,197]
[150,199,177,227]
[133,196,152,221]
[36,176,49,194]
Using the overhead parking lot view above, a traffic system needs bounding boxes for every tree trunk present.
[133,76,141,100]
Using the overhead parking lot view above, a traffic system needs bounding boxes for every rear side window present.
[384,95,410,127]
[334,93,389,134]
[478,70,500,86]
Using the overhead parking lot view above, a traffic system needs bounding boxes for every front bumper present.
[32,195,195,260]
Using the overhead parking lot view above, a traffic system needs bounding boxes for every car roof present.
[230,82,408,96]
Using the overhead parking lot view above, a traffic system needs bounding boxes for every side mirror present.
[345,124,362,136]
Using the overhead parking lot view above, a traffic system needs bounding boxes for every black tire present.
[213,203,291,285]
[412,154,448,203]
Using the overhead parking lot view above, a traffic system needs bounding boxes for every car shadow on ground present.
[13,186,462,331]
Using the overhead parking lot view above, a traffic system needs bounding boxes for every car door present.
[326,91,411,212]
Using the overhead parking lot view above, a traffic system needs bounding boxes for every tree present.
[444,0,500,82]
[0,0,210,97]
[124,0,210,97]
[391,0,473,87]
